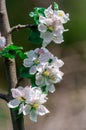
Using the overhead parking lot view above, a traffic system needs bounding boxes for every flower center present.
[49,75,56,81]
[43,70,50,77]
[34,58,39,64]
[18,96,25,102]
[48,25,54,31]
[58,12,63,17]
[43,69,56,81]
[33,103,39,109]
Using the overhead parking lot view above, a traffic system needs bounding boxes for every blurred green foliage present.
[60,0,86,45]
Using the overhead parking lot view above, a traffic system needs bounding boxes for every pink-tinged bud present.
[38,49,45,55]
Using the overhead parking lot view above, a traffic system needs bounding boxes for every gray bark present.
[0,0,25,130]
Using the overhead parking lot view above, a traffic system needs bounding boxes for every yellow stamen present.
[48,25,54,31]
[58,12,63,17]
[33,103,39,109]
[50,75,55,80]
[18,97,25,101]
[43,70,50,77]
[34,58,39,64]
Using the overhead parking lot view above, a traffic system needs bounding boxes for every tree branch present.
[8,24,37,34]
[0,93,8,101]
[0,0,25,130]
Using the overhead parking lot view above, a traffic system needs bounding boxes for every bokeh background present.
[0,0,86,130]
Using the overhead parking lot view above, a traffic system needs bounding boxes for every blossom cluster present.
[38,5,69,47]
[8,86,49,122]
[23,47,64,93]
[7,2,69,122]
[8,47,64,122]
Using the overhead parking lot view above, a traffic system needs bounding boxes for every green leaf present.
[19,66,37,87]
[29,7,45,24]
[7,44,23,50]
[1,49,17,59]
[29,26,43,45]
[17,51,27,59]
[54,2,59,11]
[12,106,19,111]
[34,7,45,16]
[34,15,40,25]
[20,66,33,78]
[0,44,24,59]
[30,75,36,87]
[41,86,47,93]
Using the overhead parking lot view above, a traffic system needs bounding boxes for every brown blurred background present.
[0,0,86,130]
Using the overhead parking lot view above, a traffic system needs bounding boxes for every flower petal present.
[53,33,64,44]
[18,103,24,114]
[57,10,70,23]
[38,24,47,32]
[41,32,53,43]
[37,105,50,116]
[29,65,37,75]
[44,5,53,18]
[41,32,53,47]
[52,57,64,68]
[47,84,55,93]
[7,99,20,108]
[23,58,33,67]
[36,74,45,86]
[30,110,38,122]
[23,105,31,115]
[39,52,53,63]
[39,16,46,24]
[27,50,35,58]
[11,88,23,98]
[0,37,6,48]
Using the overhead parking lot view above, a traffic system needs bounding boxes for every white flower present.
[38,24,47,33]
[24,87,49,122]
[23,50,39,74]
[29,105,49,122]
[50,57,64,68]
[23,47,54,74]
[39,48,54,64]
[25,87,47,104]
[23,48,64,91]
[38,5,69,47]
[36,63,64,93]
[0,33,6,49]
[40,31,64,47]
[54,10,70,24]
[44,5,53,18]
[7,86,49,122]
[7,86,26,112]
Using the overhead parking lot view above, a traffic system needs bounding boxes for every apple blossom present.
[23,47,64,93]
[7,86,26,109]
[23,47,54,75]
[23,50,39,74]
[25,87,49,122]
[7,86,49,122]
[38,5,69,47]
[36,63,64,93]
